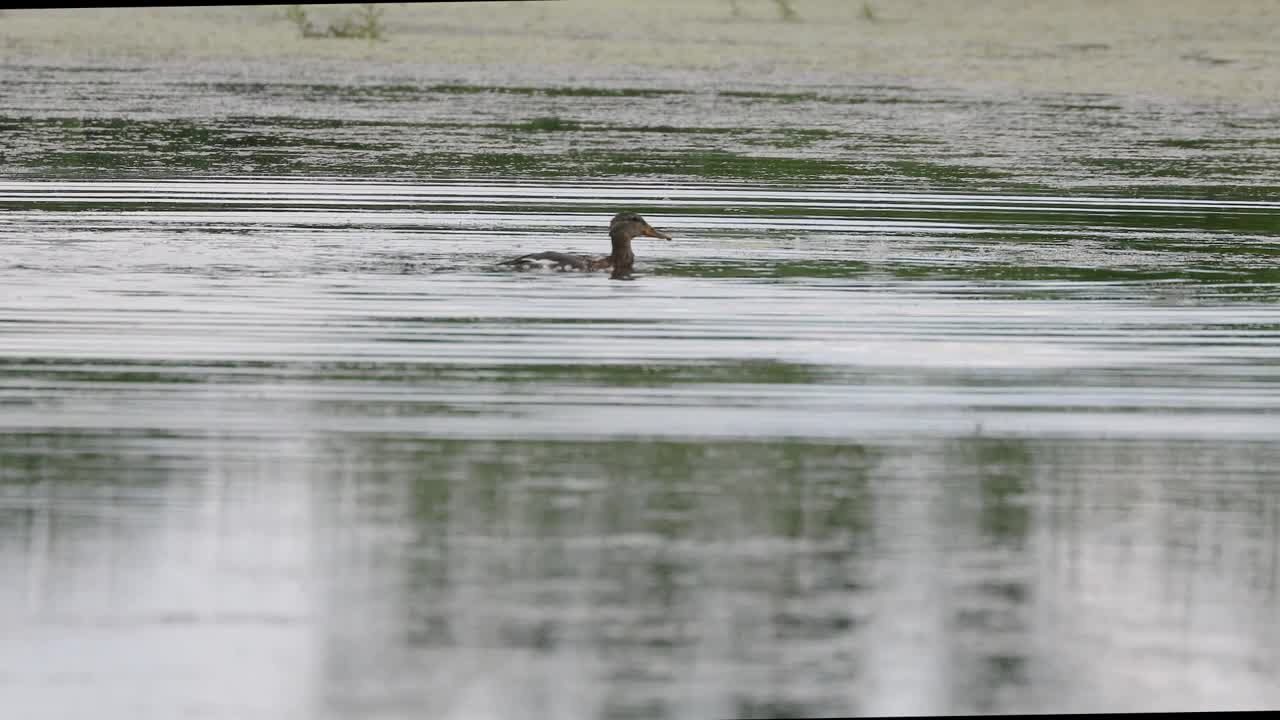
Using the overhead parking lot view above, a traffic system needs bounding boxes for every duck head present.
[610,212,672,242]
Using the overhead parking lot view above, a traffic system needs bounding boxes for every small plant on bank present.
[726,0,800,22]
[286,4,386,40]
[329,4,386,40]
[285,5,325,37]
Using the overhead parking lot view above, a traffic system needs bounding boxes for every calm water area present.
[2,55,1280,719]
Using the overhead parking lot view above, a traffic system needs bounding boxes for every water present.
[2,61,1280,719]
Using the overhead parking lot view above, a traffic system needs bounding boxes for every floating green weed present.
[720,90,822,103]
[889,159,1009,182]
[424,84,682,98]
[507,117,583,132]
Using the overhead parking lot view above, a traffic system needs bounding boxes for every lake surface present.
[2,61,1279,719]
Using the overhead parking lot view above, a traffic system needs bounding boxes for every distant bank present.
[1,2,1275,104]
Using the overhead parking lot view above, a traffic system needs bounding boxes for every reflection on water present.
[3,435,1278,718]
[2,62,1280,719]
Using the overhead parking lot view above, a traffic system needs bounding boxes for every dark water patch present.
[478,360,833,387]
[1152,137,1280,149]
[889,159,1011,182]
[718,89,825,103]
[662,260,873,279]
[504,116,584,132]
[1080,154,1274,182]
[180,81,436,99]
[496,121,745,136]
[0,63,147,74]
[1058,43,1111,53]
[716,89,946,107]
[1043,103,1125,112]
[0,356,831,388]
[617,150,870,181]
[422,83,688,98]
[1181,52,1236,66]
[660,259,1280,290]
[605,124,743,135]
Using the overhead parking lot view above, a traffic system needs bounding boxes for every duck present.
[499,212,672,275]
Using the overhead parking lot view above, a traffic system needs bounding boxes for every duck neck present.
[609,233,635,270]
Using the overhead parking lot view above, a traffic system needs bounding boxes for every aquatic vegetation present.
[329,3,387,40]
[285,3,386,40]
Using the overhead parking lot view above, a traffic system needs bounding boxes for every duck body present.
[500,250,611,272]
[499,212,671,276]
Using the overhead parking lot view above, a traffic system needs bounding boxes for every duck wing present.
[498,251,598,271]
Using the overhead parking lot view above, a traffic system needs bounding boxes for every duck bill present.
[642,225,672,240]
